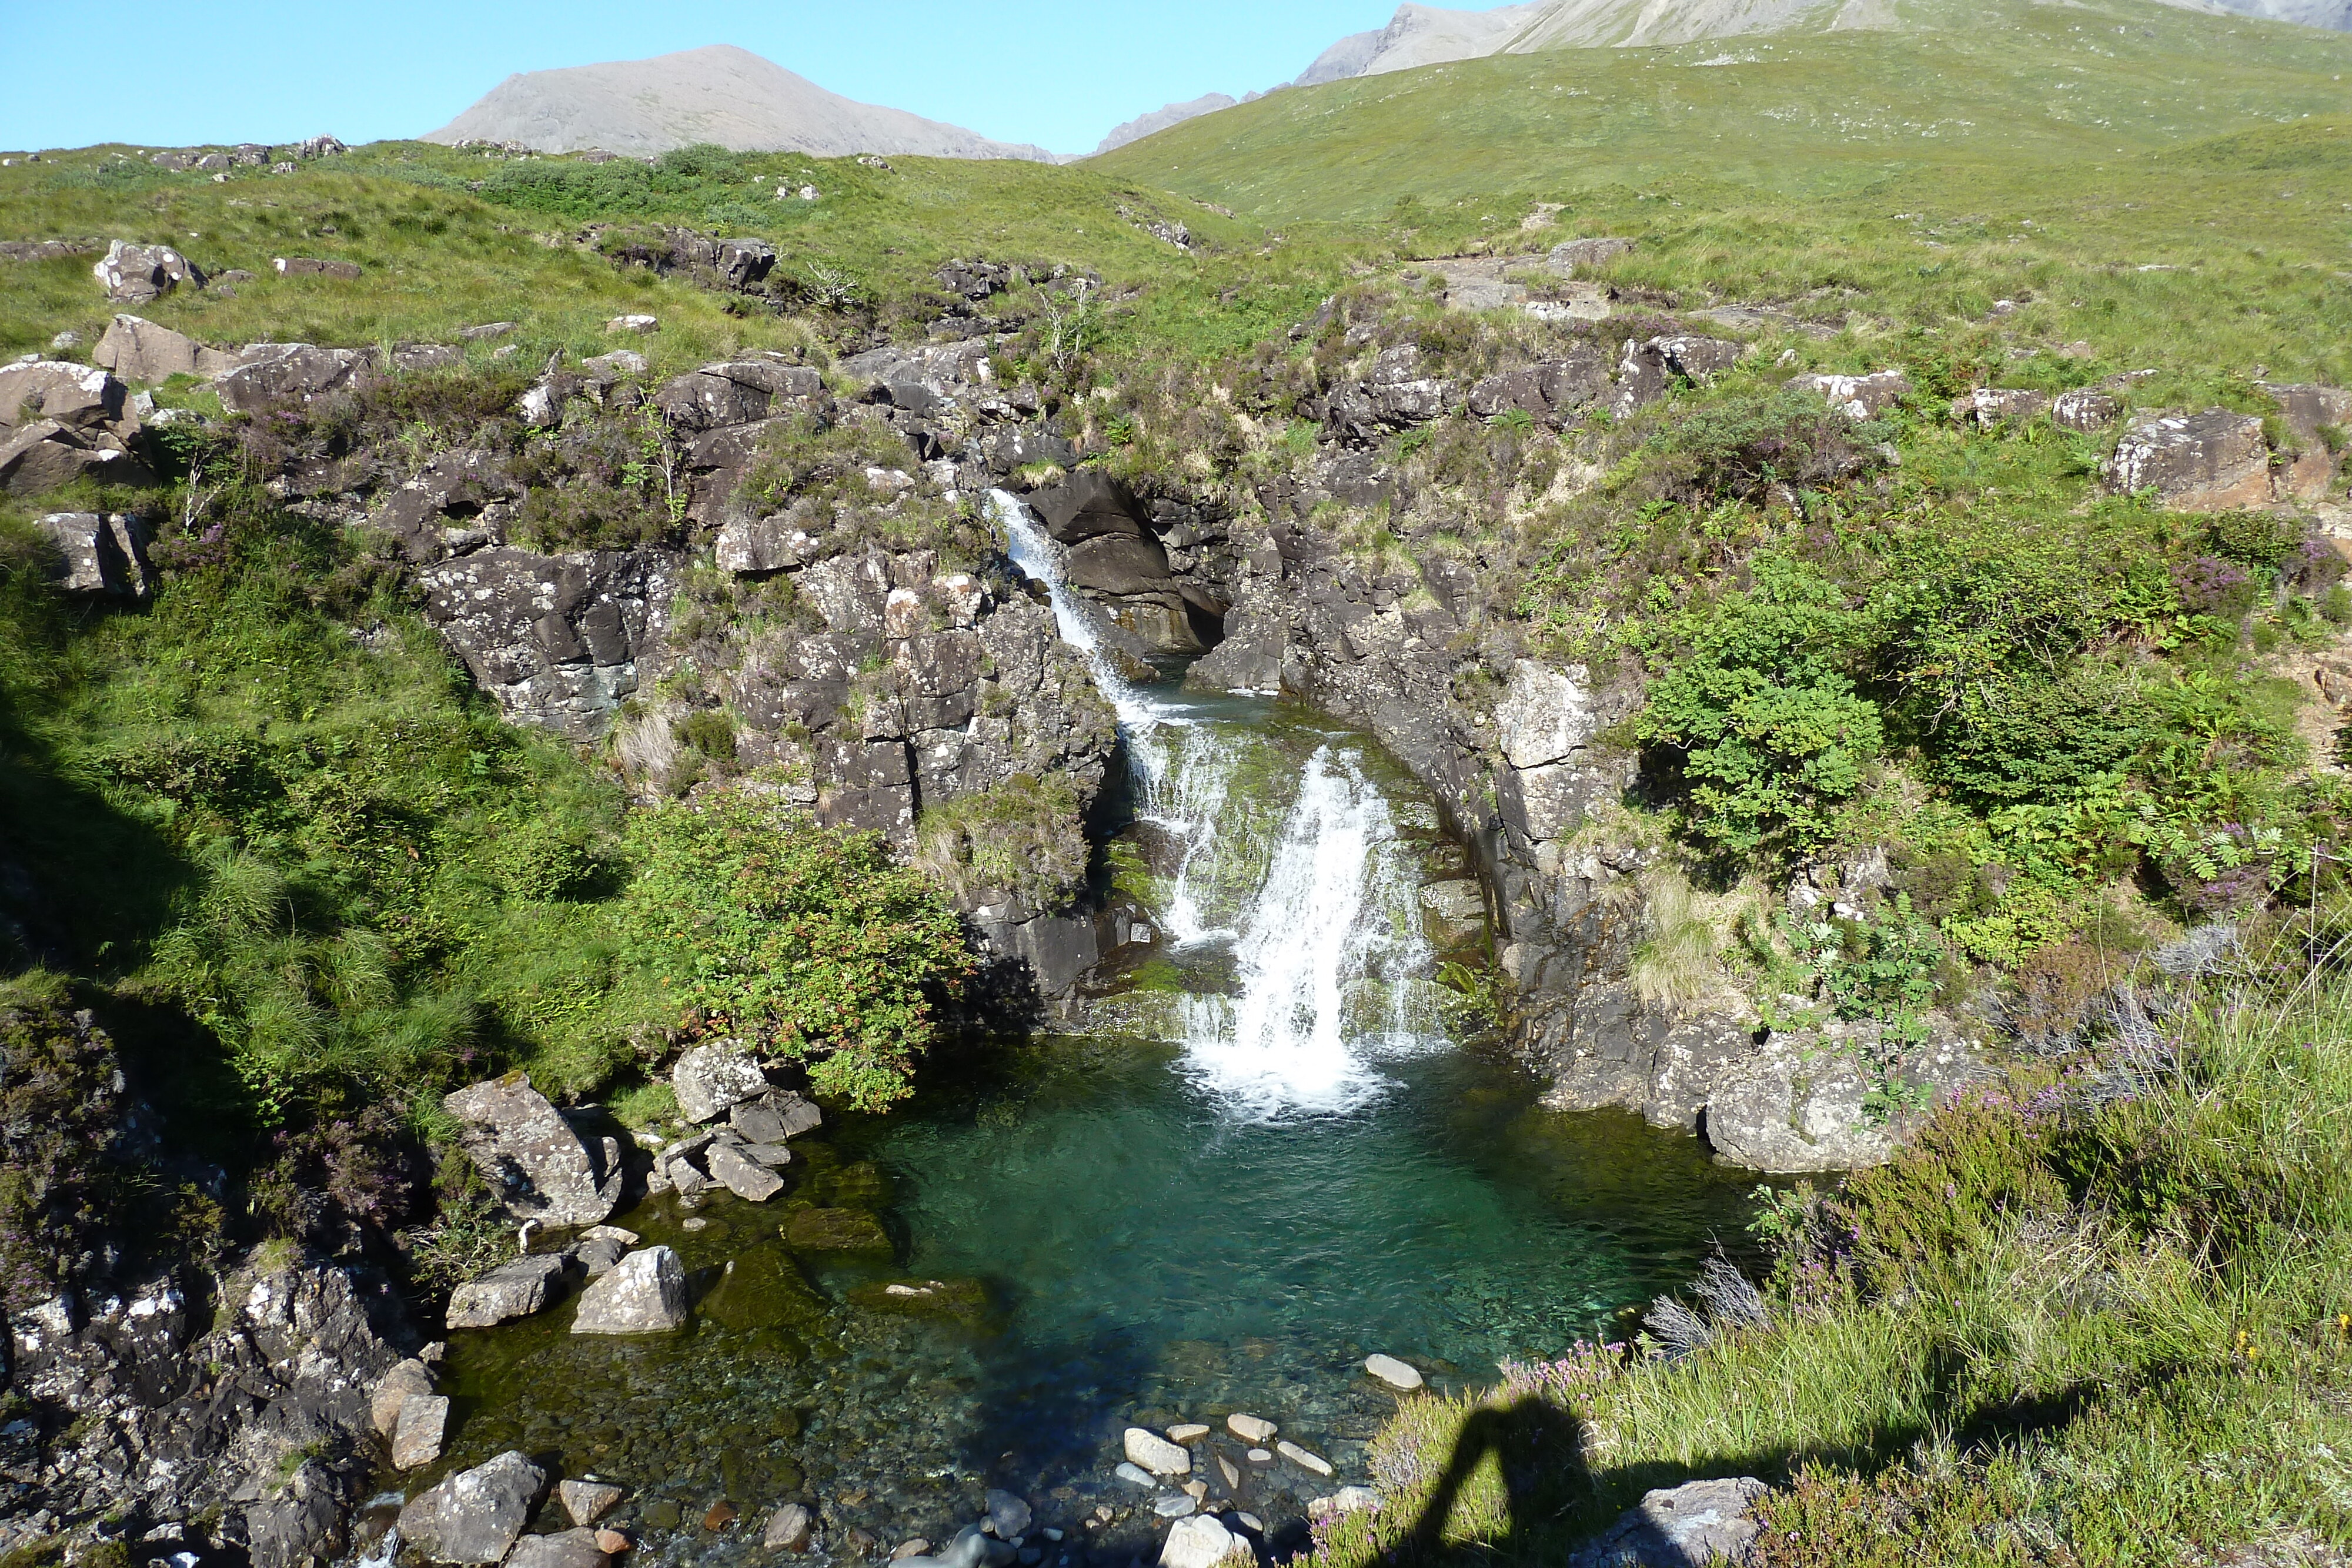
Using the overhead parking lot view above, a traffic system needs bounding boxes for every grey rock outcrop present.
[1703,1022,1989,1172]
[0,421,152,494]
[2103,407,2273,511]
[1466,349,1609,426]
[654,357,824,431]
[1568,1476,1768,1567]
[571,1246,689,1334]
[1029,471,1225,654]
[8,1263,412,1568]
[93,314,240,383]
[2260,382,2352,501]
[1790,368,1910,419]
[415,547,678,740]
[390,1393,450,1469]
[0,358,128,430]
[33,513,152,599]
[705,1141,785,1201]
[507,1529,612,1568]
[445,1253,572,1329]
[2050,387,2123,432]
[93,239,201,303]
[215,343,373,413]
[1549,236,1635,274]
[441,1074,625,1227]
[397,1450,548,1564]
[1611,335,1746,417]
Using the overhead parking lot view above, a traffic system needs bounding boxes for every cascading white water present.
[993,489,1436,1121]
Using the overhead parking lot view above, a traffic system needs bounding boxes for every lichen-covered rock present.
[397,1450,547,1563]
[33,512,152,599]
[0,359,128,431]
[672,1041,770,1123]
[1703,1021,1990,1172]
[2102,407,2273,510]
[2260,382,2352,502]
[570,1246,689,1334]
[1611,335,1746,417]
[215,343,373,413]
[445,1253,570,1329]
[441,1074,624,1227]
[1791,369,1911,420]
[93,313,240,383]
[1568,1476,1769,1567]
[93,239,201,303]
[415,546,677,740]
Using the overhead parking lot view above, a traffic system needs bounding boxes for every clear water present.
[406,502,1765,1565]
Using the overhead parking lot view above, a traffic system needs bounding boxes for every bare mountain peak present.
[423,45,1059,162]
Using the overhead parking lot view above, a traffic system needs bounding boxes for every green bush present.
[617,784,973,1110]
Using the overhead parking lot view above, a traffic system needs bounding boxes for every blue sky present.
[0,2,1405,156]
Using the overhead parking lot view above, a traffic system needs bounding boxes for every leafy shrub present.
[1639,556,1882,857]
[619,784,974,1110]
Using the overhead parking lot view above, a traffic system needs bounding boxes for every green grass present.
[1094,0,2352,220]
[1307,951,2352,1565]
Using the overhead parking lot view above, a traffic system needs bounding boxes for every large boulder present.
[1548,236,1635,275]
[1568,1476,1768,1568]
[94,314,239,382]
[653,359,824,431]
[33,513,152,599]
[93,239,201,303]
[396,1450,547,1564]
[440,1074,624,1227]
[1466,350,1609,426]
[506,1530,612,1568]
[1611,335,1746,418]
[445,1253,570,1329]
[0,359,128,430]
[671,1040,770,1123]
[2102,408,2272,510]
[570,1245,689,1334]
[215,343,373,413]
[1159,1515,1245,1568]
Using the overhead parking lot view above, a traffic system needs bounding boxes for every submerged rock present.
[983,1489,1032,1539]
[764,1503,814,1552]
[397,1450,547,1564]
[506,1529,612,1568]
[570,1246,688,1334]
[898,1526,1013,1568]
[783,1207,893,1255]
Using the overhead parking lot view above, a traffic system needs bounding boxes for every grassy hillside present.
[1093,0,2352,219]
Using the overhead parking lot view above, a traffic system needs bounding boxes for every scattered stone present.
[764,1505,814,1552]
[1154,1496,1196,1519]
[1235,1515,1263,1534]
[2103,407,2273,511]
[1215,1455,1241,1491]
[594,1530,632,1556]
[1225,1413,1276,1443]
[672,1042,770,1122]
[49,330,80,349]
[93,240,200,303]
[581,1223,640,1245]
[893,1540,931,1559]
[607,315,659,333]
[390,1393,450,1469]
[274,256,362,280]
[570,1246,689,1333]
[32,513,152,597]
[460,322,519,340]
[442,1073,624,1226]
[704,1141,784,1202]
[783,1207,892,1255]
[369,1358,435,1436]
[1125,1427,1192,1476]
[1182,1480,1208,1503]
[984,1490,1032,1539]
[1158,1514,1244,1568]
[1566,1476,1768,1568]
[396,1450,547,1564]
[1,420,148,494]
[446,1253,569,1329]
[1245,1449,1272,1465]
[1167,1423,1210,1444]
[561,1479,624,1527]
[1365,1353,1424,1390]
[704,1502,739,1530]
[1949,387,2048,427]
[575,1233,629,1278]
[1115,1462,1157,1488]
[1275,1441,1332,1478]
[0,357,126,429]
[507,1530,610,1568]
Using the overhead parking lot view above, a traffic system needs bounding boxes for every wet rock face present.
[416,547,678,740]
[5,1263,412,1568]
[1028,471,1225,654]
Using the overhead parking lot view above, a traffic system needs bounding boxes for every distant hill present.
[1096,93,1242,155]
[1095,0,2352,218]
[423,44,1059,162]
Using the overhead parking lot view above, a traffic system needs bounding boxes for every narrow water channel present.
[414,500,1763,1565]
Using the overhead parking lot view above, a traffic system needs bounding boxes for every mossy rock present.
[694,1245,831,1333]
[782,1206,893,1256]
[844,1276,994,1322]
[810,1159,894,1208]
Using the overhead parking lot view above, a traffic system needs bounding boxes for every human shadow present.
[1397,1395,1592,1565]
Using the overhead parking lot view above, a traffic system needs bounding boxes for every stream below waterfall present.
[397,499,1765,1566]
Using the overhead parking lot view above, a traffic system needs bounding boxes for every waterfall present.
[992,490,1435,1122]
